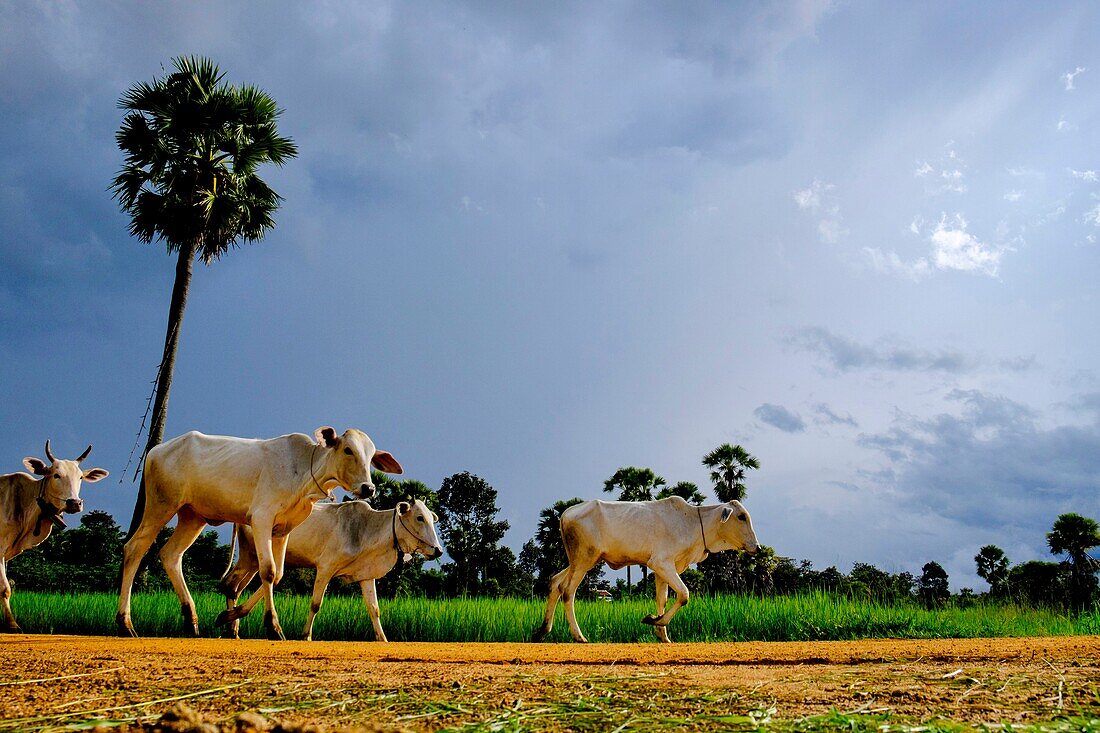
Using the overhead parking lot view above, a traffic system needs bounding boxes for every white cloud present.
[1003,190,1023,202]
[929,214,1003,276]
[1070,169,1098,182]
[794,179,846,243]
[1064,66,1086,91]
[914,161,934,177]
[1057,117,1077,132]
[1084,203,1100,227]
[864,247,931,281]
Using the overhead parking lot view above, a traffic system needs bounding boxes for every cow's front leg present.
[0,557,20,632]
[641,563,689,632]
[652,578,671,643]
[360,579,387,642]
[303,569,333,641]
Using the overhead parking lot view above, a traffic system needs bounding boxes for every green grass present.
[10,590,1100,641]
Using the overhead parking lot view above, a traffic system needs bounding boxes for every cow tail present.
[221,524,239,581]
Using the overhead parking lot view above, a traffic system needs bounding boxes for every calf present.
[220,499,442,640]
[535,496,759,643]
[116,427,402,639]
[1,441,108,631]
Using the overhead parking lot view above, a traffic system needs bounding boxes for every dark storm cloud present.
[859,390,1100,539]
[754,403,806,433]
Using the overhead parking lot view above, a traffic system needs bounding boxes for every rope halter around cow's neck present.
[697,507,713,556]
[308,443,334,500]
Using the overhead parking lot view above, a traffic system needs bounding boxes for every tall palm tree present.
[702,443,759,502]
[656,480,707,505]
[113,56,297,533]
[974,544,1010,599]
[603,467,666,588]
[1047,512,1100,610]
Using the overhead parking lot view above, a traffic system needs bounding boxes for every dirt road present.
[2,635,1098,730]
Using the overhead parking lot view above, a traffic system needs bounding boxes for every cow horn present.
[44,440,56,464]
[76,444,93,463]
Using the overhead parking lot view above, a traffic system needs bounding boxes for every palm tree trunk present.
[126,238,198,536]
[626,565,631,591]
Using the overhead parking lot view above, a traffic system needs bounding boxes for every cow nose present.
[431,546,444,560]
[64,499,83,514]
[360,483,376,498]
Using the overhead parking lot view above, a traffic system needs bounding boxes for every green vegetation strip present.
[12,590,1100,641]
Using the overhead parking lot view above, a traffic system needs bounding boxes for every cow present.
[116,427,402,640]
[219,498,442,641]
[534,496,759,643]
[1,441,108,631]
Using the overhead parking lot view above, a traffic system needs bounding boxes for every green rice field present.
[12,591,1100,642]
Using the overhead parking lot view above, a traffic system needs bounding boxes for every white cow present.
[116,427,402,639]
[1,441,108,631]
[219,498,442,641]
[534,496,759,643]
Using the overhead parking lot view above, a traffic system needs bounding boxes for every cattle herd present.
[2,428,759,644]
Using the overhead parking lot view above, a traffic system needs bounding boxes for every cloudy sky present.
[3,1,1099,588]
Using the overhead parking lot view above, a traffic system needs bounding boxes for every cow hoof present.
[2,624,22,634]
[214,610,232,627]
[115,614,138,638]
[266,627,286,641]
[532,625,549,643]
[640,614,659,626]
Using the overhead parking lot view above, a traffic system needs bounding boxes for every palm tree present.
[113,56,297,533]
[702,443,759,502]
[657,480,707,505]
[603,467,665,588]
[974,544,1010,599]
[1047,513,1100,610]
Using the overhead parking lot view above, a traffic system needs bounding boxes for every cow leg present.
[641,564,689,630]
[159,508,207,637]
[562,553,600,643]
[117,503,176,637]
[653,578,671,643]
[303,569,333,642]
[223,569,256,640]
[256,526,286,641]
[360,579,387,642]
[0,557,20,632]
[534,565,570,641]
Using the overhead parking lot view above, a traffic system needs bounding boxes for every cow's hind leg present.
[653,578,671,643]
[360,579,387,642]
[533,566,570,642]
[221,568,256,639]
[117,500,176,637]
[303,569,333,641]
[562,552,600,643]
[641,563,689,632]
[159,507,207,637]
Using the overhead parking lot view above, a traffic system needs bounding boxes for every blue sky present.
[2,1,1098,589]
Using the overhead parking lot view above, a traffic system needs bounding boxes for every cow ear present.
[23,457,48,476]
[431,511,439,522]
[721,506,734,523]
[397,501,411,515]
[371,450,403,475]
[82,467,109,483]
[314,426,339,448]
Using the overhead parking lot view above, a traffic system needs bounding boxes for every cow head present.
[713,500,759,554]
[394,499,444,560]
[22,441,109,518]
[313,427,403,500]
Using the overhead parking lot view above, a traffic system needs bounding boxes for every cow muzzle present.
[428,546,444,560]
[357,483,376,499]
[64,498,83,514]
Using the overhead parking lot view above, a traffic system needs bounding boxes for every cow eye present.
[738,514,747,522]
[417,516,424,522]
[343,448,353,456]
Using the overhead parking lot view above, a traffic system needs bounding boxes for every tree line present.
[9,443,1098,613]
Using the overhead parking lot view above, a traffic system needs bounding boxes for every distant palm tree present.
[603,467,666,588]
[702,444,759,502]
[657,480,706,505]
[1047,513,1100,610]
[974,544,1010,599]
[113,56,297,534]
